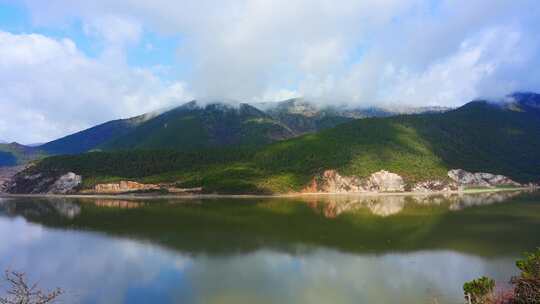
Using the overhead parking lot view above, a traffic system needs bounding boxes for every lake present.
[0,191,539,304]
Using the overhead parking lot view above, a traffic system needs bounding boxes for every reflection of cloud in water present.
[0,216,518,304]
[0,194,530,304]
[307,191,525,218]
[0,216,191,304]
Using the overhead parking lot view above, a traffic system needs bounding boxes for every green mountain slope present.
[35,98,451,156]
[23,98,540,194]
[100,102,295,151]
[38,114,147,155]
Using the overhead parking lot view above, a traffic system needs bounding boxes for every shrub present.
[511,248,540,304]
[464,276,495,304]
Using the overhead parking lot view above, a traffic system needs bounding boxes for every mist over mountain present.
[0,92,538,169]
[12,91,540,195]
[34,97,455,155]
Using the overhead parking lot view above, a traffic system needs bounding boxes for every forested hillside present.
[25,98,540,194]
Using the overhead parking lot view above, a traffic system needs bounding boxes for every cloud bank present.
[0,0,539,142]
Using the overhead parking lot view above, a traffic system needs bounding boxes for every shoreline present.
[0,187,534,201]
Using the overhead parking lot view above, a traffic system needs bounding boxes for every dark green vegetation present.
[101,102,295,151]
[3,191,540,257]
[0,97,453,165]
[1,99,360,164]
[463,248,540,304]
[23,95,540,193]
[0,97,455,168]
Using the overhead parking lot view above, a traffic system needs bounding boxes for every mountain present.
[256,98,451,136]
[38,114,149,155]
[35,98,453,155]
[504,92,540,115]
[100,102,295,151]
[3,93,535,168]
[254,98,354,136]
[19,95,540,194]
[0,142,44,166]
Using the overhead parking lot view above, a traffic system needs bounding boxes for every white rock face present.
[447,169,521,188]
[305,170,364,193]
[364,170,405,192]
[412,180,459,192]
[48,172,82,194]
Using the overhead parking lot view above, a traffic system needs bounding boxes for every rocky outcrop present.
[448,169,521,188]
[93,181,161,193]
[304,168,523,194]
[87,181,202,194]
[304,170,405,193]
[363,170,405,192]
[48,173,82,194]
[0,166,25,193]
[304,170,363,193]
[412,180,459,192]
[5,171,82,194]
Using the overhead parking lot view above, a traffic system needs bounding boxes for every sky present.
[0,0,539,144]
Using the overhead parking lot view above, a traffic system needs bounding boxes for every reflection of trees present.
[0,191,536,257]
[305,191,526,218]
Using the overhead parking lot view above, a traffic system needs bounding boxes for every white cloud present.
[1,0,539,142]
[0,30,192,143]
[381,27,536,106]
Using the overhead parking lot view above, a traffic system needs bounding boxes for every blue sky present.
[0,0,539,143]
[0,2,186,77]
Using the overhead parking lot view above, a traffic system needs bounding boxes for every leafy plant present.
[512,248,540,304]
[463,276,495,304]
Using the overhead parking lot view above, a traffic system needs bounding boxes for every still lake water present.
[0,191,539,304]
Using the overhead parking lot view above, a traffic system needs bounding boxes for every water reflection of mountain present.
[0,190,538,257]
[305,191,525,218]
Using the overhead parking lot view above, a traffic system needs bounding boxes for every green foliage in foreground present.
[464,248,540,304]
[26,101,540,193]
[463,276,495,304]
[512,248,540,303]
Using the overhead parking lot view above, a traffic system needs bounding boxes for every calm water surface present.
[0,191,539,304]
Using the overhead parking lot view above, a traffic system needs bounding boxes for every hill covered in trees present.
[21,95,540,194]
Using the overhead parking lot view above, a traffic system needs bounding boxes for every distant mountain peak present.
[497,92,540,113]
